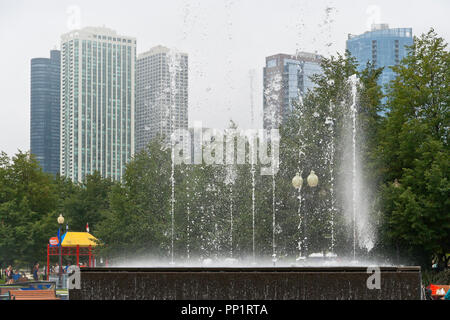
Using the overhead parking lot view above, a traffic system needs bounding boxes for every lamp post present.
[393,179,400,263]
[292,170,318,259]
[307,170,318,188]
[292,172,303,190]
[393,179,400,188]
[57,214,64,287]
[292,173,303,258]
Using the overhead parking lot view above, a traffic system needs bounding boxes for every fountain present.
[168,49,181,266]
[250,134,256,263]
[350,75,358,261]
[225,164,235,259]
[68,67,422,301]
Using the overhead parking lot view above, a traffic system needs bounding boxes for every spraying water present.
[349,75,358,261]
[271,136,277,266]
[296,183,303,258]
[262,72,282,266]
[251,168,256,262]
[167,49,182,264]
[170,145,175,264]
[187,206,190,260]
[229,181,233,258]
[249,69,256,127]
[325,106,336,254]
[224,161,237,259]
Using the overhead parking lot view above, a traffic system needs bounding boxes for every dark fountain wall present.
[69,267,422,300]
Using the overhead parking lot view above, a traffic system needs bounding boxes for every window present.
[267,59,277,68]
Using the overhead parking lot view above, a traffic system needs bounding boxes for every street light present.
[57,214,64,288]
[292,172,303,189]
[307,170,318,187]
[293,170,319,260]
[393,179,400,188]
[292,172,304,259]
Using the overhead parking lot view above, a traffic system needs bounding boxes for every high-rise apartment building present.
[136,46,188,152]
[263,52,323,129]
[60,27,136,182]
[30,50,61,175]
[346,24,413,101]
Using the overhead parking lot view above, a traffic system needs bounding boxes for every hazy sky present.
[0,0,449,156]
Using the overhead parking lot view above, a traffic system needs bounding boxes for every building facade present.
[60,27,136,182]
[136,46,188,152]
[346,24,413,100]
[263,52,323,129]
[30,50,61,175]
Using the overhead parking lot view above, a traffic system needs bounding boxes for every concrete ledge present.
[69,266,422,300]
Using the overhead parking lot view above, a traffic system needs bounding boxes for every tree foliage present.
[376,29,450,267]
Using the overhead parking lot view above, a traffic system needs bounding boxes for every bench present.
[0,287,18,295]
[9,289,60,300]
[0,287,19,300]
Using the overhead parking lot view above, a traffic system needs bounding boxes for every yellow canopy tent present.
[61,232,99,247]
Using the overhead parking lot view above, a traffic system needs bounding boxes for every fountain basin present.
[68,266,422,300]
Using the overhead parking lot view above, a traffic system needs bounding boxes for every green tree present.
[62,171,114,233]
[0,151,57,267]
[378,29,450,267]
[95,139,172,259]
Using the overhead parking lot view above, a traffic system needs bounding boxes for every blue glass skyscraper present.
[30,50,60,175]
[263,52,323,129]
[346,24,413,101]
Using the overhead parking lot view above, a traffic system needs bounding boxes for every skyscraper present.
[30,50,60,175]
[263,52,323,129]
[346,24,413,99]
[136,46,188,152]
[60,27,136,182]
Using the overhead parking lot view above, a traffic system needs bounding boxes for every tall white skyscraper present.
[60,26,136,182]
[136,46,188,152]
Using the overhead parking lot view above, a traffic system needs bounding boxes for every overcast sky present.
[0,0,449,156]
